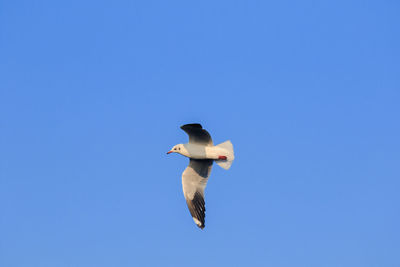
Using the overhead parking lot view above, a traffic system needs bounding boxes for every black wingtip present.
[181,123,203,130]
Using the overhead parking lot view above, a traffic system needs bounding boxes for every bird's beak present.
[166,151,173,154]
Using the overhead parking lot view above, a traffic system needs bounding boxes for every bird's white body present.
[170,141,235,170]
[180,143,229,160]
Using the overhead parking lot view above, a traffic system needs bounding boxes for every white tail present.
[215,140,235,170]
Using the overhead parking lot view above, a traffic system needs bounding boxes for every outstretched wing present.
[180,123,213,146]
[182,159,213,229]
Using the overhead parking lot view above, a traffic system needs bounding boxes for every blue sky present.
[1,0,399,266]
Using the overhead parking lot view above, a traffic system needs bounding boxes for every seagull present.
[167,123,235,229]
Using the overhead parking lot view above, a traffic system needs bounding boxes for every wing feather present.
[182,159,213,229]
[180,124,213,146]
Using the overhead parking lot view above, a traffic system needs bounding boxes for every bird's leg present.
[218,156,227,160]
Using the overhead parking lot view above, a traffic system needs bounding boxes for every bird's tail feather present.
[215,140,234,170]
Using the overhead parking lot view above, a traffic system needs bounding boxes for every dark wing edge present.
[180,123,213,146]
[181,123,203,129]
[186,191,206,229]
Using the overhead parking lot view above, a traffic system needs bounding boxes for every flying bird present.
[167,123,235,229]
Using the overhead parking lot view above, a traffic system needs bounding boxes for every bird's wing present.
[182,159,213,229]
[180,123,213,146]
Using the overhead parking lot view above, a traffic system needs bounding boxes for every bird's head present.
[167,144,185,155]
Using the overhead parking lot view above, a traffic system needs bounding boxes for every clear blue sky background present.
[1,0,399,266]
